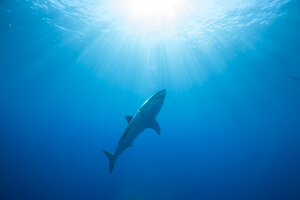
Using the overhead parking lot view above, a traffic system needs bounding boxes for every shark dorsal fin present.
[125,116,133,123]
[149,119,161,135]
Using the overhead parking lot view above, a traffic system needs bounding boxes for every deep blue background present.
[0,0,300,199]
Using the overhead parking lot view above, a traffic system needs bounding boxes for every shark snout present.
[156,89,167,99]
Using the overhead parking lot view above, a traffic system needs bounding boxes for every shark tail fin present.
[102,149,115,174]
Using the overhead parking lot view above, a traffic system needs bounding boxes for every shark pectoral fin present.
[125,116,133,123]
[149,120,161,135]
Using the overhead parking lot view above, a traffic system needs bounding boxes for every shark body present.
[102,89,166,173]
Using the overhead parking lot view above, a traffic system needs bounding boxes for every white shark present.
[102,89,166,173]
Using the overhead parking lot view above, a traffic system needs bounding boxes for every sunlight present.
[128,0,185,25]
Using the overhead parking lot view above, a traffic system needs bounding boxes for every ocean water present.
[0,0,300,199]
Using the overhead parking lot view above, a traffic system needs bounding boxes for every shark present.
[102,89,166,173]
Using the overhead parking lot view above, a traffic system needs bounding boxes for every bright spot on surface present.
[128,0,185,25]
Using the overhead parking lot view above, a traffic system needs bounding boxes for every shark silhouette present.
[102,89,166,173]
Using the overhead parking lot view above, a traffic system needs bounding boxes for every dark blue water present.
[1,0,300,199]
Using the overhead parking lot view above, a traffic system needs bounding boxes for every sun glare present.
[128,0,184,24]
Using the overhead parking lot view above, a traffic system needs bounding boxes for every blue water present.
[1,0,300,199]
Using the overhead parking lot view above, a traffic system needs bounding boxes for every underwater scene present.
[0,0,300,199]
